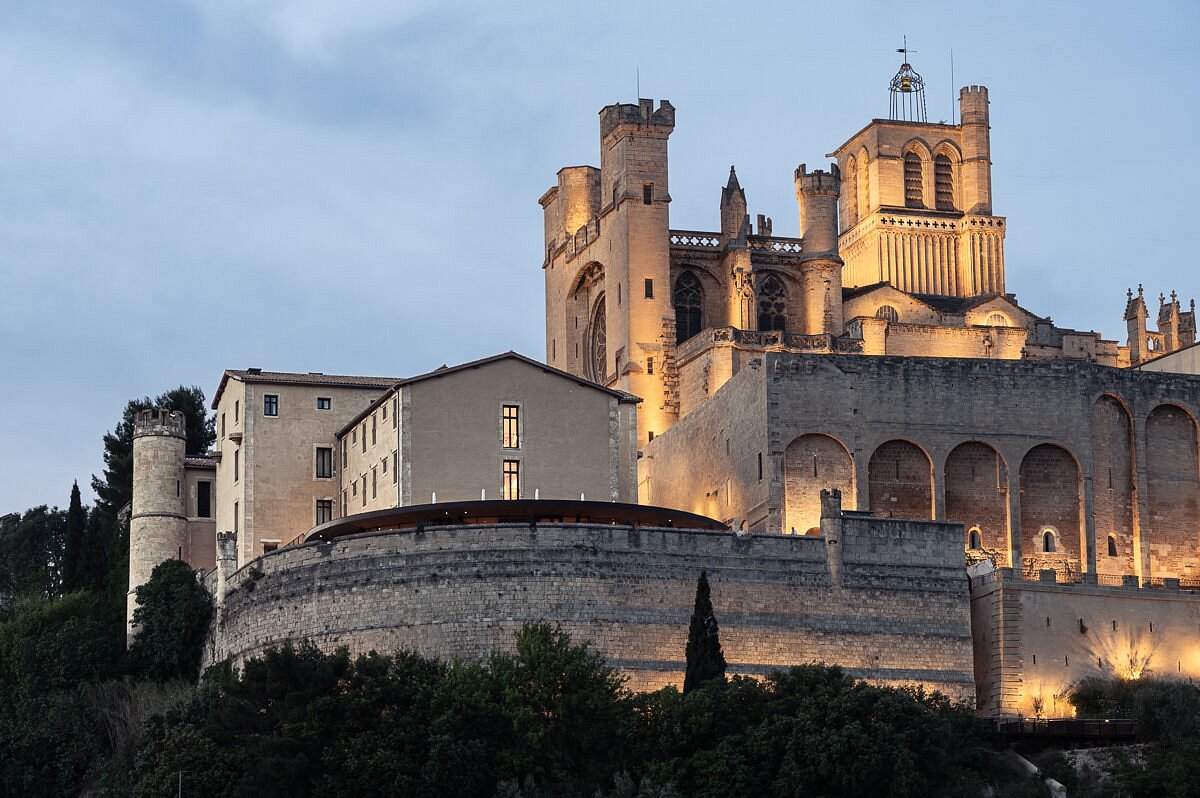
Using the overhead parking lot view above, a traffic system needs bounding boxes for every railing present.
[747,235,803,254]
[669,230,721,249]
[975,567,1200,594]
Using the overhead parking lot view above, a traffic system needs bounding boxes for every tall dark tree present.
[91,385,215,519]
[76,505,114,594]
[0,506,67,598]
[128,559,214,682]
[62,482,87,592]
[683,570,726,693]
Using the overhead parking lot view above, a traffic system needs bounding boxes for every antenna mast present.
[889,37,928,123]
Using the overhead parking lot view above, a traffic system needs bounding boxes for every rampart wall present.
[205,518,975,700]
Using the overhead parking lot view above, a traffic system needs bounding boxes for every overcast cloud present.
[2,0,1197,511]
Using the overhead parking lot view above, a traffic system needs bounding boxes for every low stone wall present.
[205,521,975,700]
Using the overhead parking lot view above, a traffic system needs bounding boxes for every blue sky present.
[2,0,1197,511]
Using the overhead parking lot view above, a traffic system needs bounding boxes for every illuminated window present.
[502,405,520,449]
[588,296,607,382]
[875,305,900,323]
[935,154,954,210]
[263,395,278,417]
[673,271,704,344]
[904,152,923,208]
[502,460,520,500]
[757,274,787,332]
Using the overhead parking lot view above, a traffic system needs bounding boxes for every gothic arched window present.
[1042,529,1057,553]
[587,295,607,383]
[845,156,859,227]
[1107,534,1118,557]
[904,152,923,208]
[968,528,982,550]
[935,154,954,210]
[673,271,704,344]
[757,274,787,332]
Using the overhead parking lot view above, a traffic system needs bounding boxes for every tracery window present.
[587,295,607,383]
[673,271,704,344]
[986,312,1008,327]
[757,274,787,332]
[904,152,923,208]
[875,305,900,323]
[935,154,954,210]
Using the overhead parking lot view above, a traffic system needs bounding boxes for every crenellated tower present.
[795,163,844,336]
[831,59,1006,298]
[542,98,676,443]
[128,408,188,637]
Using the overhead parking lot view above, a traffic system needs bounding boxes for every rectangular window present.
[352,480,357,497]
[393,451,398,484]
[757,452,763,481]
[361,476,367,507]
[644,278,653,299]
[502,405,520,449]
[316,499,333,526]
[315,447,333,479]
[233,501,239,533]
[392,397,398,428]
[221,413,226,438]
[647,357,654,375]
[263,395,278,417]
[341,490,347,516]
[643,183,653,205]
[233,449,239,482]
[361,423,367,452]
[316,397,331,410]
[648,431,655,442]
[197,481,212,518]
[381,456,387,474]
[263,541,279,553]
[371,414,377,446]
[381,402,387,421]
[234,400,240,423]
[341,443,347,469]
[371,466,378,499]
[502,460,520,500]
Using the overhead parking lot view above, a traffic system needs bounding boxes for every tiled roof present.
[212,369,399,408]
[184,455,217,470]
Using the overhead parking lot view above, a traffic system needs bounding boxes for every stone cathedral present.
[130,59,1200,719]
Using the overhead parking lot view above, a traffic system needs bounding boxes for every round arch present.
[1019,443,1081,570]
[868,439,933,520]
[1092,395,1135,576]
[783,433,855,535]
[1144,403,1200,578]
[944,440,1008,558]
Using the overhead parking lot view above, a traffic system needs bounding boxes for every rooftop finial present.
[889,36,927,123]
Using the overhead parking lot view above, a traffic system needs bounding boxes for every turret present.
[720,166,749,242]
[1125,285,1150,363]
[959,85,992,215]
[795,164,844,336]
[128,408,188,638]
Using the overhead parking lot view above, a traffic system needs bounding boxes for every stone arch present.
[1145,404,1200,577]
[844,154,859,228]
[1019,443,1081,573]
[868,439,933,519]
[944,441,1009,560]
[1092,395,1135,575]
[783,433,855,535]
[585,293,607,383]
[855,146,870,220]
[875,304,900,323]
[566,262,605,375]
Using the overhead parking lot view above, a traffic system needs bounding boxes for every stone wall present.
[971,567,1200,717]
[206,519,975,701]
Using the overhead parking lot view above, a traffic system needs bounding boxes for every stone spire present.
[720,166,749,241]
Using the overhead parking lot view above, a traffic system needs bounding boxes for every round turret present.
[794,163,844,336]
[127,408,188,636]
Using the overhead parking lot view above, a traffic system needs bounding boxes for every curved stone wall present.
[206,519,975,699]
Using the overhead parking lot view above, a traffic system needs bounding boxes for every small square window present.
[263,541,279,554]
[317,397,332,411]
[263,395,279,417]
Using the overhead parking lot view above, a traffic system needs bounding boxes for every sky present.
[1,0,1198,512]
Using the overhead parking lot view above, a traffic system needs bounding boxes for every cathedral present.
[130,59,1200,718]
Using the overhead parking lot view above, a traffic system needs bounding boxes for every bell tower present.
[831,50,1006,298]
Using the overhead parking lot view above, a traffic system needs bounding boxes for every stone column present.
[215,531,238,607]
[820,489,844,587]
[1006,466,1022,570]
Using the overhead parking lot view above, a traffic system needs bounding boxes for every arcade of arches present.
[780,401,1200,578]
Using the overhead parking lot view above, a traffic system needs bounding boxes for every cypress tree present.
[63,482,86,592]
[683,570,726,693]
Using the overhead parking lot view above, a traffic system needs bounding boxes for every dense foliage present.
[683,569,726,694]
[128,559,214,682]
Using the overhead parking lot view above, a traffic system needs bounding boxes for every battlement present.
[794,163,840,195]
[133,408,186,439]
[599,98,675,140]
[958,85,990,124]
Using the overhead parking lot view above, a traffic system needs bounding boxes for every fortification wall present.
[971,568,1200,717]
[206,521,975,700]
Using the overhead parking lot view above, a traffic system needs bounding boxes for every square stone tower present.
[831,86,1006,297]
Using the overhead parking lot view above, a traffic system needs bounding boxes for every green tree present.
[128,559,214,682]
[683,571,726,694]
[0,505,67,597]
[62,482,87,592]
[91,385,215,519]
